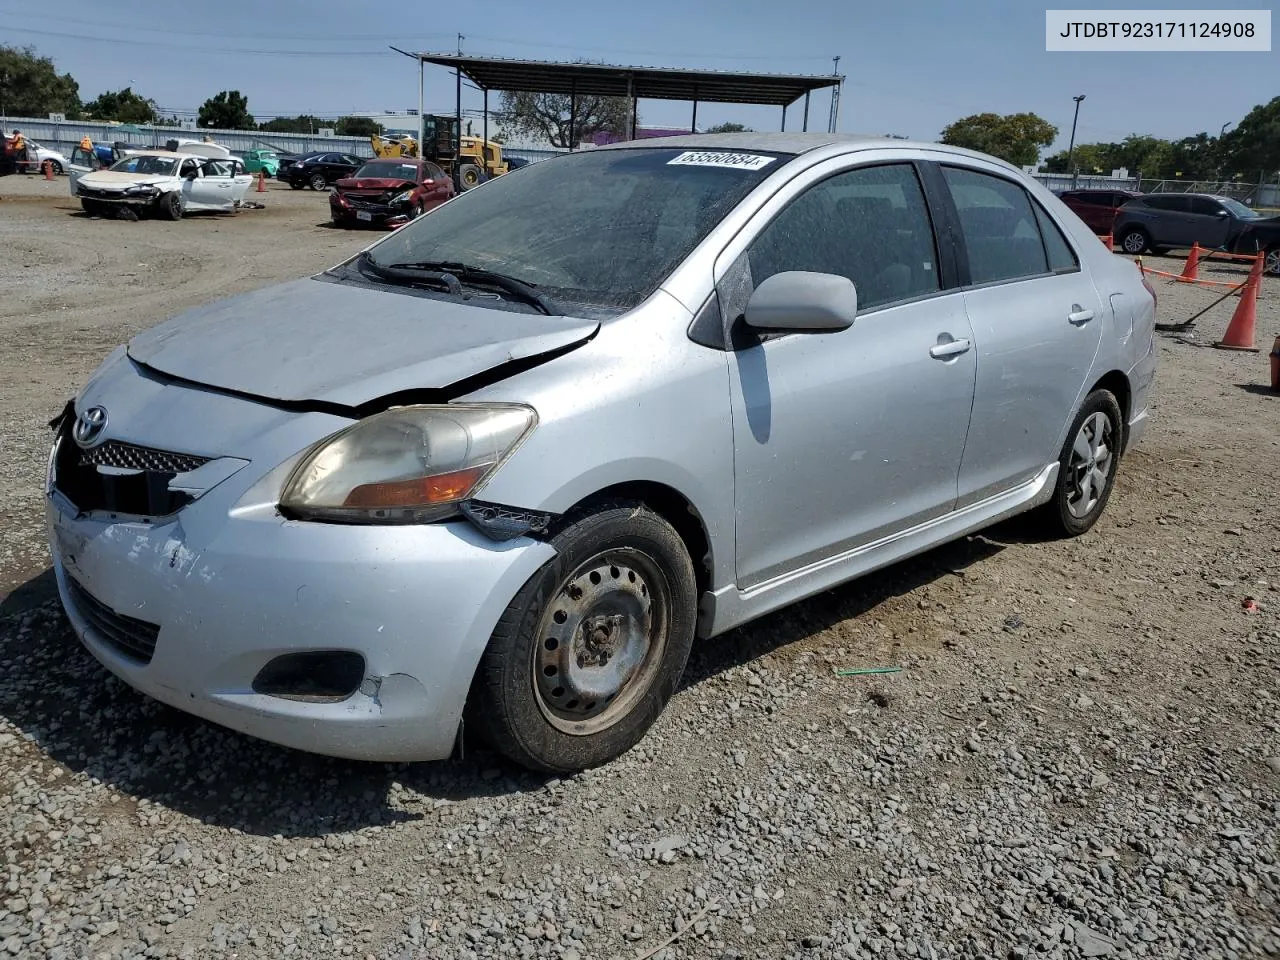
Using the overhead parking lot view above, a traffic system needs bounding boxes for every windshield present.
[355,161,420,180]
[109,155,178,176]
[1220,197,1260,219]
[361,147,790,310]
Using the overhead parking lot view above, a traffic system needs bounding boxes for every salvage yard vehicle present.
[329,158,456,228]
[1058,188,1143,236]
[47,134,1156,773]
[74,151,254,219]
[278,151,364,190]
[242,148,283,177]
[1113,192,1280,273]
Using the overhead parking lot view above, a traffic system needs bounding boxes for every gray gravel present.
[2,174,1278,958]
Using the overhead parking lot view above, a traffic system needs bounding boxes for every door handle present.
[1068,304,1095,325]
[929,337,972,360]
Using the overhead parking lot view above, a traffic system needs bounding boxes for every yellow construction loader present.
[370,116,507,190]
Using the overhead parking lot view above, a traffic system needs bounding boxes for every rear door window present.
[1143,195,1190,212]
[941,166,1049,284]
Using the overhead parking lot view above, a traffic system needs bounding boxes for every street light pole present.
[1065,94,1085,188]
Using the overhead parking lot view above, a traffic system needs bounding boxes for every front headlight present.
[279,403,536,524]
[391,189,415,205]
[123,185,159,196]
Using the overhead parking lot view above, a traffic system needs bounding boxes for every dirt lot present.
[0,171,1277,960]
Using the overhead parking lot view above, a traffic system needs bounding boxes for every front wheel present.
[157,192,183,221]
[289,181,305,190]
[1038,389,1123,537]
[469,503,697,773]
[1265,247,1280,276]
[1119,228,1149,255]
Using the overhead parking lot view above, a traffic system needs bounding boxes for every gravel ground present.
[1,172,1278,960]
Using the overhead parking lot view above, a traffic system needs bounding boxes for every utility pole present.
[827,56,842,134]
[455,33,465,153]
[1066,94,1085,188]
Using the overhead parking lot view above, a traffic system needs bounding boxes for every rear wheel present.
[1038,389,1123,538]
[457,163,482,191]
[48,160,63,176]
[469,503,697,772]
[309,173,327,191]
[1119,228,1149,255]
[1265,247,1280,276]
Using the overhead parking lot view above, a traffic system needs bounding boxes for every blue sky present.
[2,0,1275,156]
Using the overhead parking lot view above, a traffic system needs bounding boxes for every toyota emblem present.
[72,406,108,448]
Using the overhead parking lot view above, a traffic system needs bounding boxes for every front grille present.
[78,187,121,201]
[344,196,395,211]
[66,577,160,664]
[80,440,209,474]
[50,411,202,517]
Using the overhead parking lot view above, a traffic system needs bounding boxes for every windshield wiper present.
[369,255,562,316]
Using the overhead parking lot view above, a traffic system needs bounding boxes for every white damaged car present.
[75,150,254,220]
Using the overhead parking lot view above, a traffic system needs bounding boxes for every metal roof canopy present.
[406,52,842,108]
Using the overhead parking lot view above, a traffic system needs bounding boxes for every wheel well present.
[565,482,713,597]
[1089,370,1131,449]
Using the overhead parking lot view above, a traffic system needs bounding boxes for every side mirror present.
[743,271,858,333]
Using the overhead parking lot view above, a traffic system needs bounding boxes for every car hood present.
[125,276,599,408]
[79,171,173,189]
[336,177,417,191]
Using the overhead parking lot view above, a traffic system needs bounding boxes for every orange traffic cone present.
[43,160,54,181]
[1177,242,1202,282]
[256,171,266,193]
[1214,252,1263,352]
[1102,233,1113,250]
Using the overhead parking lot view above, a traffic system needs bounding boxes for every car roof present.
[591,132,1026,172]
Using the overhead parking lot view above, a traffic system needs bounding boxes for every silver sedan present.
[46,134,1156,772]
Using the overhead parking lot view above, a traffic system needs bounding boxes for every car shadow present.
[1236,382,1278,396]
[0,532,1011,838]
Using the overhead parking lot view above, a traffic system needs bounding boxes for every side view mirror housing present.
[743,271,858,333]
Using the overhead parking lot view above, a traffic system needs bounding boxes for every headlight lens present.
[391,189,415,204]
[123,185,159,196]
[279,403,536,524]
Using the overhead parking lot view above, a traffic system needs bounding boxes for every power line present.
[0,23,402,56]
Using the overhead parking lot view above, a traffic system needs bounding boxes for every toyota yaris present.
[47,134,1156,772]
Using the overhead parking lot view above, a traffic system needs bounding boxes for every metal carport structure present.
[391,50,844,157]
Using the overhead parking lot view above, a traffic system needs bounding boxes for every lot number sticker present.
[667,151,776,171]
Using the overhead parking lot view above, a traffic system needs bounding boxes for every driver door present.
[722,159,977,588]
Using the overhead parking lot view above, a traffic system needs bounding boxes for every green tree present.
[1042,142,1111,174]
[334,115,383,137]
[84,87,157,124]
[939,112,1058,167]
[260,114,330,134]
[704,122,753,133]
[498,90,632,148]
[0,45,80,118]
[198,90,254,130]
[1167,133,1221,180]
[1220,96,1280,179]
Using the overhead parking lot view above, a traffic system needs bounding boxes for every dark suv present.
[278,152,364,191]
[1113,192,1280,273]
[1059,188,1144,235]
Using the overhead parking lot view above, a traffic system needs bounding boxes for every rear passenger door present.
[940,164,1104,507]
[1141,194,1194,245]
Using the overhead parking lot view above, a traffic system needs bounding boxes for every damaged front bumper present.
[46,488,556,762]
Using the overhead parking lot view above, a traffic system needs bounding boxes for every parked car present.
[0,132,66,174]
[329,158,456,227]
[1113,192,1280,272]
[74,151,254,219]
[47,134,1155,773]
[1058,188,1144,235]
[278,151,364,190]
[242,148,283,177]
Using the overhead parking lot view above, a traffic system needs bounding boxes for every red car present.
[1059,188,1144,236]
[330,159,455,228]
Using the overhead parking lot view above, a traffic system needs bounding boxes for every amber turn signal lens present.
[343,466,488,509]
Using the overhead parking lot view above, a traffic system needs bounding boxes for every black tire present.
[289,181,305,190]
[309,173,327,191]
[157,192,183,221]
[1038,389,1124,538]
[1265,247,1280,277]
[1119,228,1150,255]
[468,503,697,773]
[456,163,482,191]
[80,198,105,217]
[48,160,63,176]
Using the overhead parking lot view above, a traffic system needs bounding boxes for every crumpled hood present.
[335,177,416,191]
[126,276,599,408]
[79,171,172,190]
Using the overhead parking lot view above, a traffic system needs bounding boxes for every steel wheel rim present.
[1067,411,1113,519]
[532,547,670,736]
[1123,232,1144,254]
